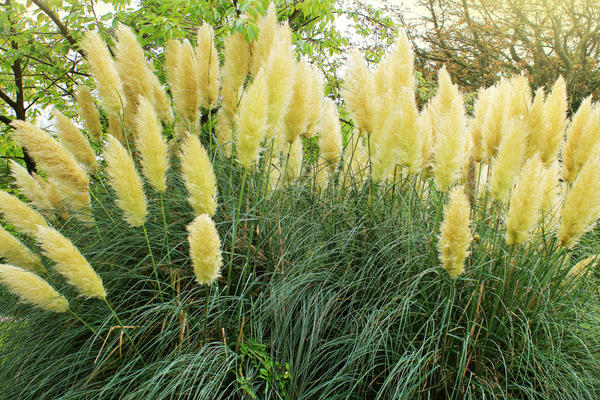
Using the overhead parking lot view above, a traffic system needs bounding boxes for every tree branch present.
[0,87,16,109]
[0,115,14,126]
[32,0,84,56]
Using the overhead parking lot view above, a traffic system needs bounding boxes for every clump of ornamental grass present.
[2,10,600,400]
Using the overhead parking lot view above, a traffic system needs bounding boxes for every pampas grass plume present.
[180,134,218,216]
[36,225,106,299]
[342,50,374,137]
[0,264,68,313]
[222,31,250,92]
[0,190,47,236]
[53,110,98,173]
[104,135,148,227]
[250,3,277,75]
[540,76,567,165]
[263,29,295,138]
[0,225,43,273]
[196,23,220,109]
[283,60,312,144]
[562,97,598,182]
[80,31,124,116]
[438,186,472,279]
[235,70,269,169]
[114,24,155,115]
[75,86,103,143]
[135,96,169,193]
[489,117,527,202]
[11,120,91,215]
[557,156,600,248]
[431,67,466,191]
[319,98,342,168]
[187,214,223,285]
[10,161,52,211]
[505,155,545,245]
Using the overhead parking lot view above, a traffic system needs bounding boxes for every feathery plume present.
[318,98,342,169]
[149,72,174,124]
[505,155,545,245]
[53,110,98,173]
[9,161,52,211]
[36,225,106,299]
[250,3,278,75]
[539,76,567,165]
[470,87,492,162]
[108,114,126,144]
[489,117,527,202]
[165,39,202,127]
[104,135,147,226]
[263,27,295,138]
[0,226,43,273]
[196,23,220,109]
[431,67,466,191]
[304,67,324,138]
[524,87,546,158]
[282,61,313,144]
[135,96,169,193]
[236,70,269,169]
[557,156,600,248]
[79,31,124,115]
[0,190,47,236]
[114,24,156,132]
[342,50,375,137]
[75,86,103,143]
[482,79,511,159]
[562,97,598,182]
[391,88,422,173]
[187,214,222,285]
[0,264,68,313]
[508,74,532,119]
[222,31,250,92]
[180,134,218,216]
[11,120,91,215]
[438,186,472,279]
[374,30,414,96]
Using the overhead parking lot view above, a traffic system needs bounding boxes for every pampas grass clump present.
[2,8,600,400]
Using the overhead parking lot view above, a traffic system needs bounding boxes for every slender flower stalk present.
[0,264,68,313]
[104,135,148,227]
[36,225,106,299]
[180,134,218,216]
[187,214,223,285]
[438,186,472,279]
